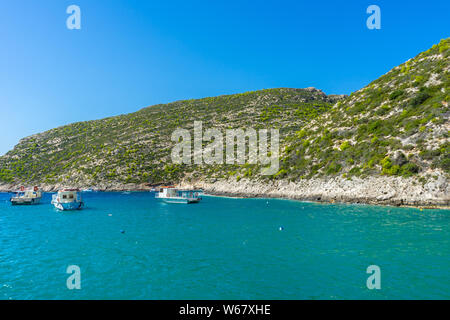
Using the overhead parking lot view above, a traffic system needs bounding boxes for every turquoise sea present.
[0,191,448,300]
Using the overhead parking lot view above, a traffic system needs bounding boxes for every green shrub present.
[325,162,342,175]
[400,163,420,177]
[439,158,450,173]
[381,156,392,169]
[340,141,350,151]
[274,169,287,178]
[384,165,400,175]
[348,166,361,176]
[389,90,404,101]
[411,90,431,107]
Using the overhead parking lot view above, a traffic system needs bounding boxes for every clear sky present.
[0,0,449,155]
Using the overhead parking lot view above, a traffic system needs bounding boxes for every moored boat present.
[10,186,42,205]
[51,189,84,211]
[155,186,202,204]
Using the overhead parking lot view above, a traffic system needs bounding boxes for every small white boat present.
[51,189,84,211]
[155,187,202,204]
[10,186,42,205]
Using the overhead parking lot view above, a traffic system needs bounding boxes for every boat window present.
[69,194,74,199]
[63,195,67,199]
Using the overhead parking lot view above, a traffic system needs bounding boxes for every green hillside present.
[0,88,342,186]
[280,38,449,182]
[0,38,448,188]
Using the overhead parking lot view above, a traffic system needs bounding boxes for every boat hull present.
[157,197,200,204]
[52,201,84,211]
[11,197,41,205]
[155,187,202,204]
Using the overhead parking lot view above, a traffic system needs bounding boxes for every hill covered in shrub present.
[0,38,448,190]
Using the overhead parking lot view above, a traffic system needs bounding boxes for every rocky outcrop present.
[178,173,450,208]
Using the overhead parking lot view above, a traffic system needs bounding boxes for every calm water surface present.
[0,192,448,299]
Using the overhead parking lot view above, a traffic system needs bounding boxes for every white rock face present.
[178,175,449,208]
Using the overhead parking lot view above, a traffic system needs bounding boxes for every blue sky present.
[0,0,448,155]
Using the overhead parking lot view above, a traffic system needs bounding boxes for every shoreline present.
[178,175,450,210]
[1,174,449,210]
[201,190,450,210]
[1,188,447,210]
